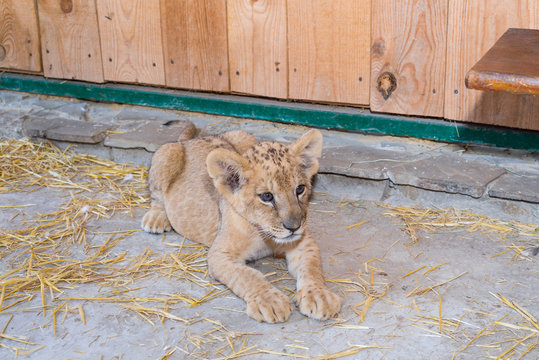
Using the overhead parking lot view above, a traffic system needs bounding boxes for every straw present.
[382,205,538,243]
[0,138,229,356]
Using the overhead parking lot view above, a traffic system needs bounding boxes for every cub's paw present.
[141,209,171,234]
[246,287,292,323]
[296,286,342,320]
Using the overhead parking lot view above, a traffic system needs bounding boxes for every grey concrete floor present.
[0,178,537,359]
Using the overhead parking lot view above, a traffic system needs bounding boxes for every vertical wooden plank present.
[161,0,228,92]
[97,0,165,85]
[445,0,539,131]
[288,0,371,105]
[370,0,447,117]
[227,0,287,99]
[0,0,41,72]
[37,0,103,82]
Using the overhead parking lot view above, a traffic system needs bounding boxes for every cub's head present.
[206,130,323,244]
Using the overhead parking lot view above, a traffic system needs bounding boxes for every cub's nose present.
[283,219,301,233]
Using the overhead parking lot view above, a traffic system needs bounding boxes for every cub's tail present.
[161,120,197,142]
[178,122,197,141]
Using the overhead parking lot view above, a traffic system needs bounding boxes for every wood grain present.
[37,0,103,82]
[161,0,228,92]
[0,0,41,72]
[288,0,371,105]
[227,0,287,99]
[370,0,447,116]
[445,0,539,131]
[465,29,539,95]
[97,0,165,85]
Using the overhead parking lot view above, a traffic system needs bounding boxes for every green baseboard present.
[1,73,537,150]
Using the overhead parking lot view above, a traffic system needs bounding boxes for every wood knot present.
[0,45,6,62]
[377,72,397,100]
[372,39,386,57]
[60,0,73,14]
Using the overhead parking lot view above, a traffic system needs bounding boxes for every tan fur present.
[142,129,342,323]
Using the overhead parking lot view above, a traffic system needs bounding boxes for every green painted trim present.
[1,73,537,150]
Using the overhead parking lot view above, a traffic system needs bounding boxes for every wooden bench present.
[465,28,539,95]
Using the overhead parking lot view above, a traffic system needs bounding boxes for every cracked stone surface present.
[114,107,189,121]
[320,145,411,180]
[55,102,89,120]
[23,117,113,144]
[489,171,539,203]
[320,148,508,198]
[0,110,26,138]
[0,91,30,104]
[104,120,194,152]
[389,154,507,198]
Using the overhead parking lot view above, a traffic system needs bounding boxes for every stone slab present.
[17,96,43,108]
[390,154,507,198]
[104,120,194,152]
[114,107,187,121]
[27,104,89,122]
[0,91,29,105]
[23,117,113,144]
[320,145,409,180]
[46,122,112,144]
[87,103,122,122]
[0,111,26,138]
[22,117,57,137]
[29,99,66,110]
[320,147,507,198]
[488,171,539,203]
[55,102,89,120]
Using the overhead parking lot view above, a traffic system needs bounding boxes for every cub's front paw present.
[246,287,292,323]
[296,286,342,320]
[141,209,171,234]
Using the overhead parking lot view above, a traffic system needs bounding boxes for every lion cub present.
[141,129,342,323]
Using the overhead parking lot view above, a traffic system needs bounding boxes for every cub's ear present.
[289,129,323,178]
[206,149,250,194]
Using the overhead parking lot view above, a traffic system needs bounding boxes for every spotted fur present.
[141,129,342,323]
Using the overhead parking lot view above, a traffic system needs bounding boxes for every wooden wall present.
[97,0,165,85]
[38,0,103,82]
[228,0,288,98]
[0,0,41,73]
[371,0,447,117]
[0,0,537,131]
[288,0,371,105]
[161,0,229,92]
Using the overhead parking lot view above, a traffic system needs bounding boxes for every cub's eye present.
[296,185,306,196]
[259,192,274,202]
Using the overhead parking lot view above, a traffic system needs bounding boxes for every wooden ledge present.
[465,28,539,95]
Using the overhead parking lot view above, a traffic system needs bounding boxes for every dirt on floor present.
[0,138,538,360]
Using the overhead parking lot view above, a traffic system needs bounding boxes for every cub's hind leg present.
[141,142,186,233]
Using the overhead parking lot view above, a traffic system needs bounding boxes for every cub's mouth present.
[273,230,304,243]
[258,226,304,244]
